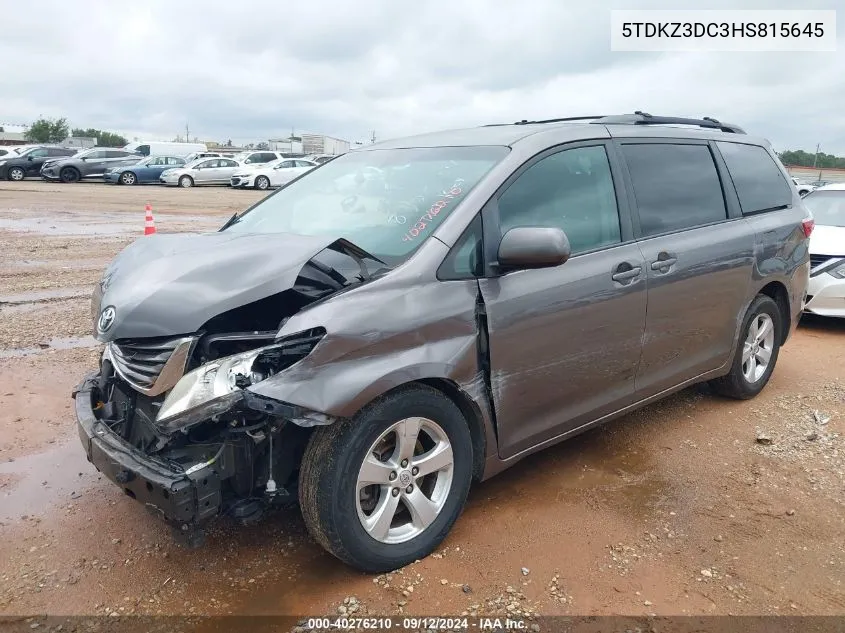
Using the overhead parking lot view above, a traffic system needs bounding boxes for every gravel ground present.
[0,180,844,619]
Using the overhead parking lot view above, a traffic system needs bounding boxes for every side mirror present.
[497,227,571,271]
[27,155,34,161]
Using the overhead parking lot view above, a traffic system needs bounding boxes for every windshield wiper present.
[219,212,240,231]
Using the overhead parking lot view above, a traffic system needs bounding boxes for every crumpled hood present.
[92,231,341,341]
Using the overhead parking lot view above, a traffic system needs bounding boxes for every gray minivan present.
[74,113,812,572]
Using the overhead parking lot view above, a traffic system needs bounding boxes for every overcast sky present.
[1,0,843,153]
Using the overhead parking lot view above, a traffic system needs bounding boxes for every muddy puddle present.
[0,336,98,359]
[0,440,97,523]
[0,215,138,236]
[0,287,91,305]
[0,213,223,237]
[6,258,108,271]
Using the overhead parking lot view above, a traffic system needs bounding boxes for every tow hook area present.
[171,522,206,548]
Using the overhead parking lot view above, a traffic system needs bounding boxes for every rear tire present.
[8,167,25,181]
[178,175,193,188]
[60,167,80,183]
[299,384,473,572]
[255,175,270,190]
[120,171,137,185]
[709,294,782,400]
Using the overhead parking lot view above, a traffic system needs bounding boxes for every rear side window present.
[717,142,792,214]
[137,145,150,156]
[621,143,727,237]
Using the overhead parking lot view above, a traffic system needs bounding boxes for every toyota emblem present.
[98,306,116,333]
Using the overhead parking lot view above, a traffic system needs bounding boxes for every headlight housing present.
[155,328,325,431]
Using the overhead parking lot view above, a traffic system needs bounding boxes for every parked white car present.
[230,158,318,190]
[159,157,242,187]
[803,184,845,318]
[230,151,287,168]
[791,177,815,196]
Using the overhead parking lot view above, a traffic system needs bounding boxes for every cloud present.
[1,0,843,153]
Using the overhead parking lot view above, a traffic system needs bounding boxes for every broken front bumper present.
[73,372,222,527]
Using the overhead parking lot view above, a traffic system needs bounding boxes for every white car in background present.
[159,156,243,187]
[803,184,845,318]
[230,158,318,190]
[791,177,815,197]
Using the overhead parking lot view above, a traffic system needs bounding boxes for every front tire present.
[299,384,473,572]
[8,167,25,181]
[255,175,270,190]
[178,175,193,188]
[120,171,137,185]
[60,167,80,183]
[710,294,782,399]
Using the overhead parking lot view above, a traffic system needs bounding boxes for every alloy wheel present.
[355,417,454,544]
[742,313,775,383]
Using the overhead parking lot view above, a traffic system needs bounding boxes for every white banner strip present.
[611,10,837,52]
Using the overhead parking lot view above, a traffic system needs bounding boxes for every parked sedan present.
[159,157,242,187]
[41,148,139,183]
[803,184,845,318]
[104,156,186,185]
[230,158,318,190]
[1,146,78,180]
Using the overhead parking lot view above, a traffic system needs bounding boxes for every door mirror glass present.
[497,227,571,271]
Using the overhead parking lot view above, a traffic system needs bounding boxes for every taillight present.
[801,218,815,238]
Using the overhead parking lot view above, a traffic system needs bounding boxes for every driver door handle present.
[611,266,642,283]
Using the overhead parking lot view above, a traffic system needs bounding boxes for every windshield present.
[225,146,509,264]
[803,190,845,227]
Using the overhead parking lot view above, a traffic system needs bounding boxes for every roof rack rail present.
[483,115,605,127]
[591,111,746,134]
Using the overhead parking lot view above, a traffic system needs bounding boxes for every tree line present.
[778,149,845,170]
[23,117,127,147]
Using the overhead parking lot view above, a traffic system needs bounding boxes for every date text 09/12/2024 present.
[306,616,533,630]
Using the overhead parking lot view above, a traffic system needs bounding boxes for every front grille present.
[107,335,196,396]
[810,254,833,269]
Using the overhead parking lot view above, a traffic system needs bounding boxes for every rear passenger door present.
[79,149,109,176]
[25,148,50,176]
[477,142,648,458]
[216,158,240,182]
[615,140,756,397]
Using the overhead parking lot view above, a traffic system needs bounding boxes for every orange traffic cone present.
[144,204,157,235]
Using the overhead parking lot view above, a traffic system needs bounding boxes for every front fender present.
[246,267,482,419]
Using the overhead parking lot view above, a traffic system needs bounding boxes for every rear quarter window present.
[716,142,792,214]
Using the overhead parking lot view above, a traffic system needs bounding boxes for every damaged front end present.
[74,237,384,544]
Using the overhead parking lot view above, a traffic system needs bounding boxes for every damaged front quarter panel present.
[245,241,497,467]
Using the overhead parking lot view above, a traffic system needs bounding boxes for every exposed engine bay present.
[77,239,389,542]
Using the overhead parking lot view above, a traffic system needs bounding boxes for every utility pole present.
[370,130,376,144]
[812,143,820,168]
[185,122,190,144]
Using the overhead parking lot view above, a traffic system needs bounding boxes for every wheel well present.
[758,281,790,344]
[416,378,487,481]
